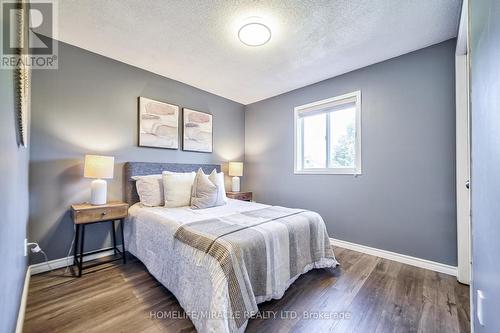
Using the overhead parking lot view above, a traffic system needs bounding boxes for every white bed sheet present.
[124,199,335,333]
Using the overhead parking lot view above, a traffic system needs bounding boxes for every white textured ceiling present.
[51,0,461,104]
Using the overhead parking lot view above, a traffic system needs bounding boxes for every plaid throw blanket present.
[174,206,337,328]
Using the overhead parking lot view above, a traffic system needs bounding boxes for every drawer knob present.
[101,212,107,216]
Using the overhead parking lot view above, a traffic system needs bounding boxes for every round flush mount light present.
[238,22,271,47]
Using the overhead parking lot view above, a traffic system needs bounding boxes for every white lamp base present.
[231,176,240,192]
[90,179,107,205]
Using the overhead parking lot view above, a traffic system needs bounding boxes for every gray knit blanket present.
[174,206,337,328]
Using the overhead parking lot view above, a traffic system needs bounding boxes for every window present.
[294,91,361,174]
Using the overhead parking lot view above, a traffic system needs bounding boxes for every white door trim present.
[455,0,471,286]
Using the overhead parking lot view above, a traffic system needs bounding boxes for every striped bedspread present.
[174,206,338,329]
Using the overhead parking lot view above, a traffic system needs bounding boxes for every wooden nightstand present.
[71,201,129,277]
[226,191,253,202]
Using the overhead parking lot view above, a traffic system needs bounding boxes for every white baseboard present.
[30,247,122,275]
[330,238,457,277]
[15,266,31,333]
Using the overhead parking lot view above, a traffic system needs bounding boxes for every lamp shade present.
[84,155,114,179]
[228,162,243,177]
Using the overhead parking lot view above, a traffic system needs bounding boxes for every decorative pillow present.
[208,169,227,205]
[191,169,219,209]
[162,171,196,208]
[132,174,164,207]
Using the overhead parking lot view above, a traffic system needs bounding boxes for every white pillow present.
[132,174,164,207]
[191,169,219,209]
[163,171,196,207]
[208,169,227,205]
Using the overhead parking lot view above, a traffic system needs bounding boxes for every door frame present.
[455,0,471,286]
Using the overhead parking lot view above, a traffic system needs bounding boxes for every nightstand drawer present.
[226,191,253,201]
[237,192,252,201]
[73,205,128,224]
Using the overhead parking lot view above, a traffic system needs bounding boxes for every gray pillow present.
[191,168,220,209]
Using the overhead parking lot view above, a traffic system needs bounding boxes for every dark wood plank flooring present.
[24,248,470,333]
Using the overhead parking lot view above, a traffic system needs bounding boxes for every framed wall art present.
[138,97,179,149]
[182,108,213,153]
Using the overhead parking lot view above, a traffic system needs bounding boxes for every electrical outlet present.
[477,289,485,326]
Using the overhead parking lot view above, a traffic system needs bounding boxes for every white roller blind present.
[297,97,356,118]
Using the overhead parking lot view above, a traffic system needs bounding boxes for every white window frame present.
[294,90,362,175]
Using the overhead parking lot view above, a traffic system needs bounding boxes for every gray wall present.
[245,39,457,265]
[30,41,245,263]
[470,0,500,331]
[0,26,30,333]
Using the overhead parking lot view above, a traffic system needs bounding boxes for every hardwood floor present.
[24,248,470,333]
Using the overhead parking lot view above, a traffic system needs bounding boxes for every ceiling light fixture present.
[238,22,271,47]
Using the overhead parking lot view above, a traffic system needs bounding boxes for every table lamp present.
[228,162,243,192]
[84,154,114,205]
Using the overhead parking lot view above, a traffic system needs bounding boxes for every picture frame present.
[138,97,180,149]
[182,108,213,153]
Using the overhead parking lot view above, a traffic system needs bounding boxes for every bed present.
[123,162,338,333]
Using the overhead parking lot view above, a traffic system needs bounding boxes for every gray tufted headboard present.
[124,162,221,205]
